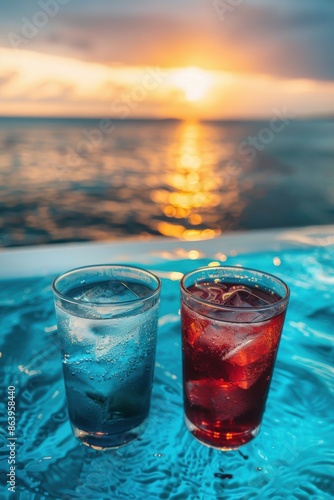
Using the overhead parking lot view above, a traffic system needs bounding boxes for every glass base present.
[185,415,260,451]
[72,418,148,451]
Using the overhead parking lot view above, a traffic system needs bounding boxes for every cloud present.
[0,0,333,82]
[0,71,18,87]
[28,80,75,101]
[212,1,334,80]
[0,0,333,121]
[1,47,334,119]
[8,13,206,68]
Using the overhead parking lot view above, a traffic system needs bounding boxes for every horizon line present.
[0,114,333,123]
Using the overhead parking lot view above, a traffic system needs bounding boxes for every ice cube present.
[183,302,227,348]
[77,281,140,303]
[222,331,274,367]
[184,308,211,347]
[222,286,251,305]
[222,336,254,361]
[94,333,123,356]
[193,283,227,303]
[222,287,270,307]
[124,282,152,298]
[186,379,250,419]
[223,290,249,307]
[225,359,269,390]
[243,290,271,307]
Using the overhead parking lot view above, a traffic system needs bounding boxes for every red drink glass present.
[180,266,289,450]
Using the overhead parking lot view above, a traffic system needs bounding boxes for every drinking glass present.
[53,264,161,450]
[180,265,289,450]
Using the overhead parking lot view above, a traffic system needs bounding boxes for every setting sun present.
[169,67,214,102]
[1,47,334,120]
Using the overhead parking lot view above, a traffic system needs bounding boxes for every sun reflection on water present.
[0,119,249,246]
[154,120,242,240]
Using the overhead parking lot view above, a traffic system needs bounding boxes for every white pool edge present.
[0,224,333,279]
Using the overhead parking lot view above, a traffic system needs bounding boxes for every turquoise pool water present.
[1,117,334,247]
[0,246,333,499]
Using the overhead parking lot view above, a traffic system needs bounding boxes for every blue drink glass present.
[52,264,161,450]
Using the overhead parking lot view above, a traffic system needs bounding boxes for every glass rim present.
[52,264,161,307]
[180,265,290,312]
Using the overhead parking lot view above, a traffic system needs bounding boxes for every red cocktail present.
[180,266,289,450]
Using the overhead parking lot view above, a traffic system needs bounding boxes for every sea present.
[0,116,333,247]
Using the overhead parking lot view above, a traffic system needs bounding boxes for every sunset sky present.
[1,0,334,119]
